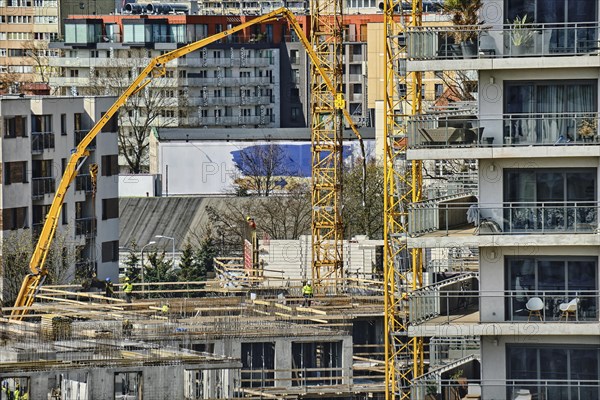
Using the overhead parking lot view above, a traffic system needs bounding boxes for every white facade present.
[0,95,120,285]
[405,0,600,398]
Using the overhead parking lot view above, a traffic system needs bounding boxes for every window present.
[241,342,275,388]
[503,168,597,232]
[3,207,28,230]
[291,107,300,122]
[101,155,119,176]
[114,372,141,398]
[506,256,597,321]
[62,203,68,225]
[69,69,79,77]
[102,240,119,262]
[4,161,27,184]
[60,114,66,135]
[290,49,299,64]
[507,344,599,399]
[101,198,118,220]
[178,69,187,78]
[4,116,26,138]
[74,113,82,131]
[435,83,444,98]
[100,111,118,133]
[31,115,52,133]
[504,80,597,144]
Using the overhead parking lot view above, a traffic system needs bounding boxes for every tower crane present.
[10,7,362,319]
[382,0,423,399]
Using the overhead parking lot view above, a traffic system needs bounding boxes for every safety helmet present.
[125,277,130,281]
[307,281,312,286]
[105,277,111,282]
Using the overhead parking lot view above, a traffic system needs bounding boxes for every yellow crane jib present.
[10,7,364,320]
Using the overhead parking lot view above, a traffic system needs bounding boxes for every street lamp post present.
[141,241,156,298]
[155,235,176,267]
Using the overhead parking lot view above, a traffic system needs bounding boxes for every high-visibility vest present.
[124,282,133,293]
[302,285,313,296]
[162,305,169,313]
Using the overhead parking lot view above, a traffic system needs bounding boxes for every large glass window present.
[507,345,600,399]
[506,256,597,321]
[503,168,597,232]
[504,80,597,143]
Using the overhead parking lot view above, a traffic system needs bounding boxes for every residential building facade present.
[404,0,600,398]
[0,95,120,294]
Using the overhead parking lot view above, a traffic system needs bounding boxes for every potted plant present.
[442,0,483,58]
[510,14,535,56]
[578,117,597,142]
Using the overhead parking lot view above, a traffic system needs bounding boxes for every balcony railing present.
[75,130,96,149]
[31,132,55,153]
[409,200,599,236]
[186,76,273,87]
[75,217,96,237]
[31,177,55,199]
[410,288,600,325]
[75,174,93,193]
[408,113,600,148]
[412,378,600,400]
[406,21,600,60]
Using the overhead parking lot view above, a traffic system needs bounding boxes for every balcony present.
[75,174,93,194]
[31,132,55,153]
[75,130,96,150]
[406,21,600,70]
[31,177,55,199]
[76,217,97,238]
[408,113,600,149]
[409,200,599,237]
[187,76,273,87]
[195,116,266,126]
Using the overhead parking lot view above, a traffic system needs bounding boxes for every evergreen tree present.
[124,243,141,281]
[178,242,200,281]
[195,233,218,279]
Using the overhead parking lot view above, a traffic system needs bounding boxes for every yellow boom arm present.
[11,7,363,319]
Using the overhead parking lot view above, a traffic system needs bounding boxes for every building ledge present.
[407,144,600,161]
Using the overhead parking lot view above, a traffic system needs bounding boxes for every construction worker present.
[161,302,170,320]
[105,277,114,301]
[122,319,133,337]
[123,277,134,303]
[302,281,313,307]
[14,384,19,400]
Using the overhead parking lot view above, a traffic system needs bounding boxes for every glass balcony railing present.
[406,21,600,60]
[31,132,55,153]
[408,201,599,236]
[407,113,600,148]
[31,177,55,199]
[410,288,599,324]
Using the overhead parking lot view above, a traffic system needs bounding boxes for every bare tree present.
[1,229,77,305]
[206,185,312,254]
[87,49,181,173]
[233,143,291,197]
[0,71,21,94]
[22,40,56,88]
[343,158,384,239]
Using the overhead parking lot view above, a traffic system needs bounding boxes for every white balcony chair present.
[514,389,532,400]
[526,297,544,321]
[559,298,579,321]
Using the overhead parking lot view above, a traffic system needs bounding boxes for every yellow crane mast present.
[309,0,345,291]
[383,0,423,399]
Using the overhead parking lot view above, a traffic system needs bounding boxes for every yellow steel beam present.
[383,0,423,399]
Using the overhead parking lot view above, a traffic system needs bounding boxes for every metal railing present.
[406,21,600,60]
[408,113,600,148]
[31,132,55,153]
[429,336,480,368]
[31,177,55,199]
[409,201,599,236]
[75,174,93,193]
[75,217,96,237]
[410,288,599,324]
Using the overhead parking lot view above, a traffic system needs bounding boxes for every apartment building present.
[402,0,600,399]
[0,95,120,294]
[0,0,60,89]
